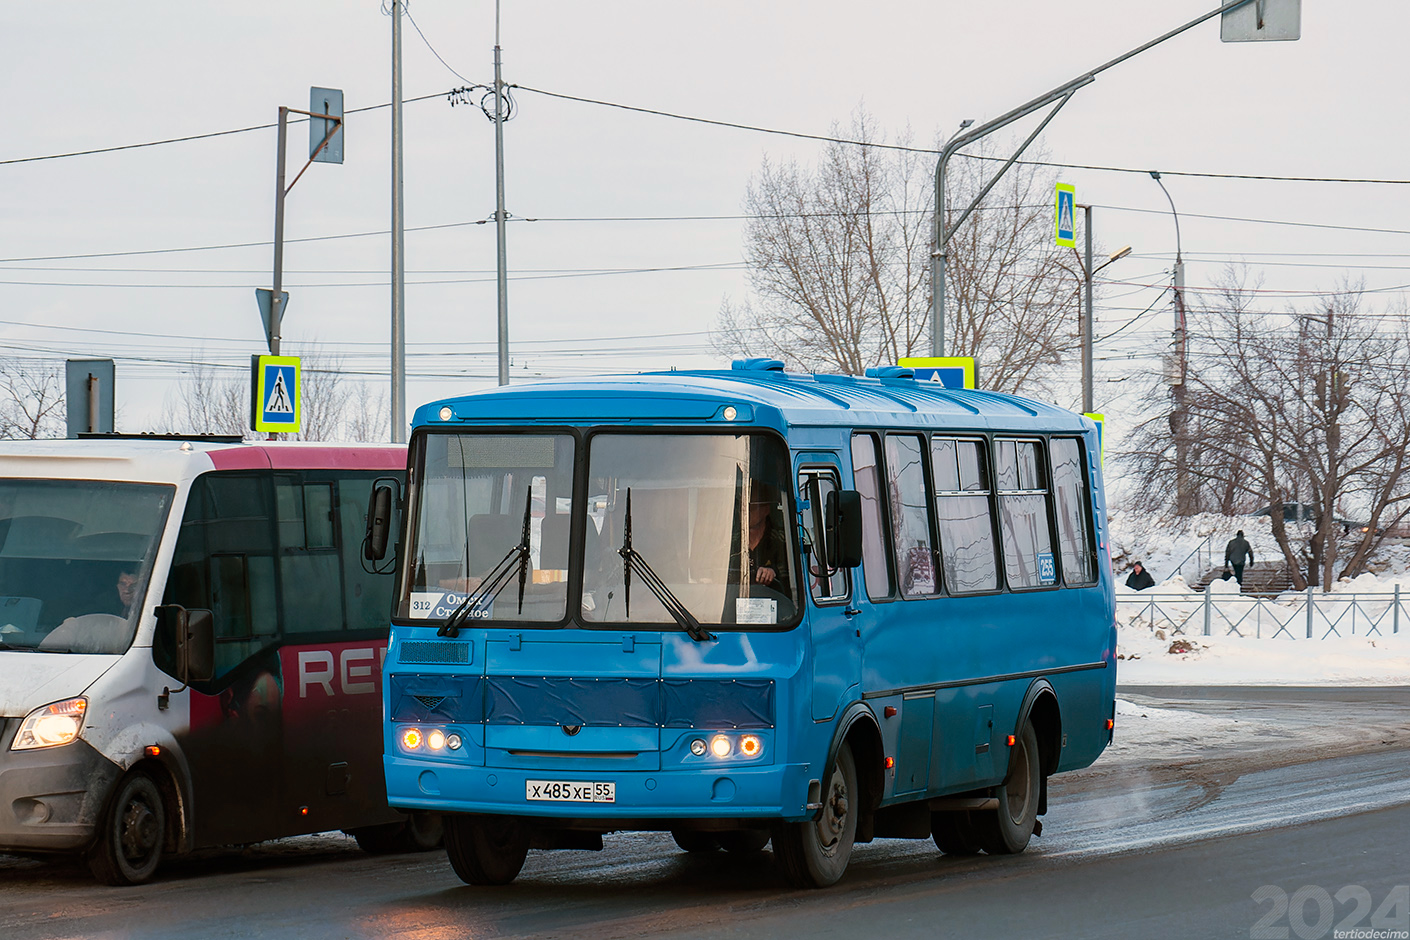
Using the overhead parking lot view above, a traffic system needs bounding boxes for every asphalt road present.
[2,687,1406,940]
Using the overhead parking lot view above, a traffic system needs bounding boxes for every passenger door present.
[796,459,858,721]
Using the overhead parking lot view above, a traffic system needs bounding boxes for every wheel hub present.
[120,802,158,860]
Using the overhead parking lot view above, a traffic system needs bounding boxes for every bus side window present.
[161,473,278,681]
[276,475,344,634]
[931,438,999,593]
[849,433,893,600]
[995,439,1057,589]
[338,474,399,633]
[883,434,937,597]
[1050,437,1096,585]
[797,469,850,604]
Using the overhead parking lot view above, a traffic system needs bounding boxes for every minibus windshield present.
[582,432,799,627]
[400,430,801,628]
[0,480,174,654]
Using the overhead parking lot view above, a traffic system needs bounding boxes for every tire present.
[771,742,858,888]
[930,811,983,856]
[973,721,1041,856]
[88,771,166,886]
[350,812,444,855]
[716,830,770,854]
[670,830,720,853]
[444,815,531,886]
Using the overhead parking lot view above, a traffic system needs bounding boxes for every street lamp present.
[1150,170,1191,513]
[1075,202,1131,414]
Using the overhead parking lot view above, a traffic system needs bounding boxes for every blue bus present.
[369,360,1116,888]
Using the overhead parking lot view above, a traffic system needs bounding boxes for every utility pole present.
[271,110,288,357]
[493,0,510,386]
[1083,205,1094,415]
[390,0,407,442]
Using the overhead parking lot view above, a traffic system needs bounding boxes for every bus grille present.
[399,641,471,665]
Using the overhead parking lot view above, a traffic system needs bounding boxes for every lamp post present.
[1078,202,1131,414]
[1150,170,1191,513]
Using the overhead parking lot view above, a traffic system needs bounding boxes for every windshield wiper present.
[618,488,714,643]
[438,490,533,638]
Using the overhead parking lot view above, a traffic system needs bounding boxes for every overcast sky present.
[1,1,1403,437]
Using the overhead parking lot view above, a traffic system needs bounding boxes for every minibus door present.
[797,461,860,721]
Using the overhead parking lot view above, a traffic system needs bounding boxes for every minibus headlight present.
[12,697,87,751]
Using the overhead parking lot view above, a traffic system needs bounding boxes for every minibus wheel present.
[771,742,857,888]
[930,811,983,856]
[716,830,771,854]
[670,830,720,853]
[975,722,1041,855]
[444,814,531,886]
[88,770,165,886]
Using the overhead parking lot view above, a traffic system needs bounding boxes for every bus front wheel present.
[88,770,165,886]
[772,742,857,888]
[974,721,1041,855]
[444,814,530,886]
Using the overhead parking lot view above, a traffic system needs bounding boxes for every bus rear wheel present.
[350,812,444,855]
[974,722,1041,855]
[931,811,983,856]
[670,830,720,853]
[717,830,770,854]
[772,742,857,888]
[88,770,165,886]
[444,815,531,886]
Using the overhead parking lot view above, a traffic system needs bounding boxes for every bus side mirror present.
[365,483,395,561]
[826,489,864,569]
[157,605,214,685]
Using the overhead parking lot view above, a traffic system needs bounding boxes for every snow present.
[1108,510,1410,686]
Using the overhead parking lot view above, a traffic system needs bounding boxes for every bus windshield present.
[400,430,800,628]
[0,480,174,654]
[582,432,799,627]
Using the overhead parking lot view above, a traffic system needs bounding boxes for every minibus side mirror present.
[364,483,395,561]
[825,489,865,569]
[157,604,214,685]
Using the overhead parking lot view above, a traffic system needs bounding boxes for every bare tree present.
[156,361,252,439]
[157,345,363,442]
[1125,274,1410,590]
[296,346,352,442]
[0,358,67,440]
[715,111,1075,393]
[343,381,390,443]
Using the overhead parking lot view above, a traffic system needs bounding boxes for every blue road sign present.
[1055,183,1076,248]
[251,355,301,433]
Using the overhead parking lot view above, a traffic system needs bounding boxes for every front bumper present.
[0,719,122,853]
[385,755,817,824]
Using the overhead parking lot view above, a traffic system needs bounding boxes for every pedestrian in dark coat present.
[1224,530,1255,585]
[1125,561,1155,591]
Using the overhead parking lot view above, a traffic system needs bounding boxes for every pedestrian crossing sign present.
[251,355,301,434]
[897,356,977,389]
[1055,183,1076,248]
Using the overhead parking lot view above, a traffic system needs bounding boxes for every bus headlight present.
[689,738,708,756]
[710,735,732,758]
[427,730,446,751]
[739,735,762,758]
[401,727,423,750]
[12,698,87,751]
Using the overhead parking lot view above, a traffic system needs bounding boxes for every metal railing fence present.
[1119,586,1406,639]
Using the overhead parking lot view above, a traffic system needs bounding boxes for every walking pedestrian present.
[1224,530,1255,586]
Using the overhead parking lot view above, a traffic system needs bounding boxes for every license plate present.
[525,780,616,803]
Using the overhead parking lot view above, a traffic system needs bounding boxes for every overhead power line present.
[0,92,448,167]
